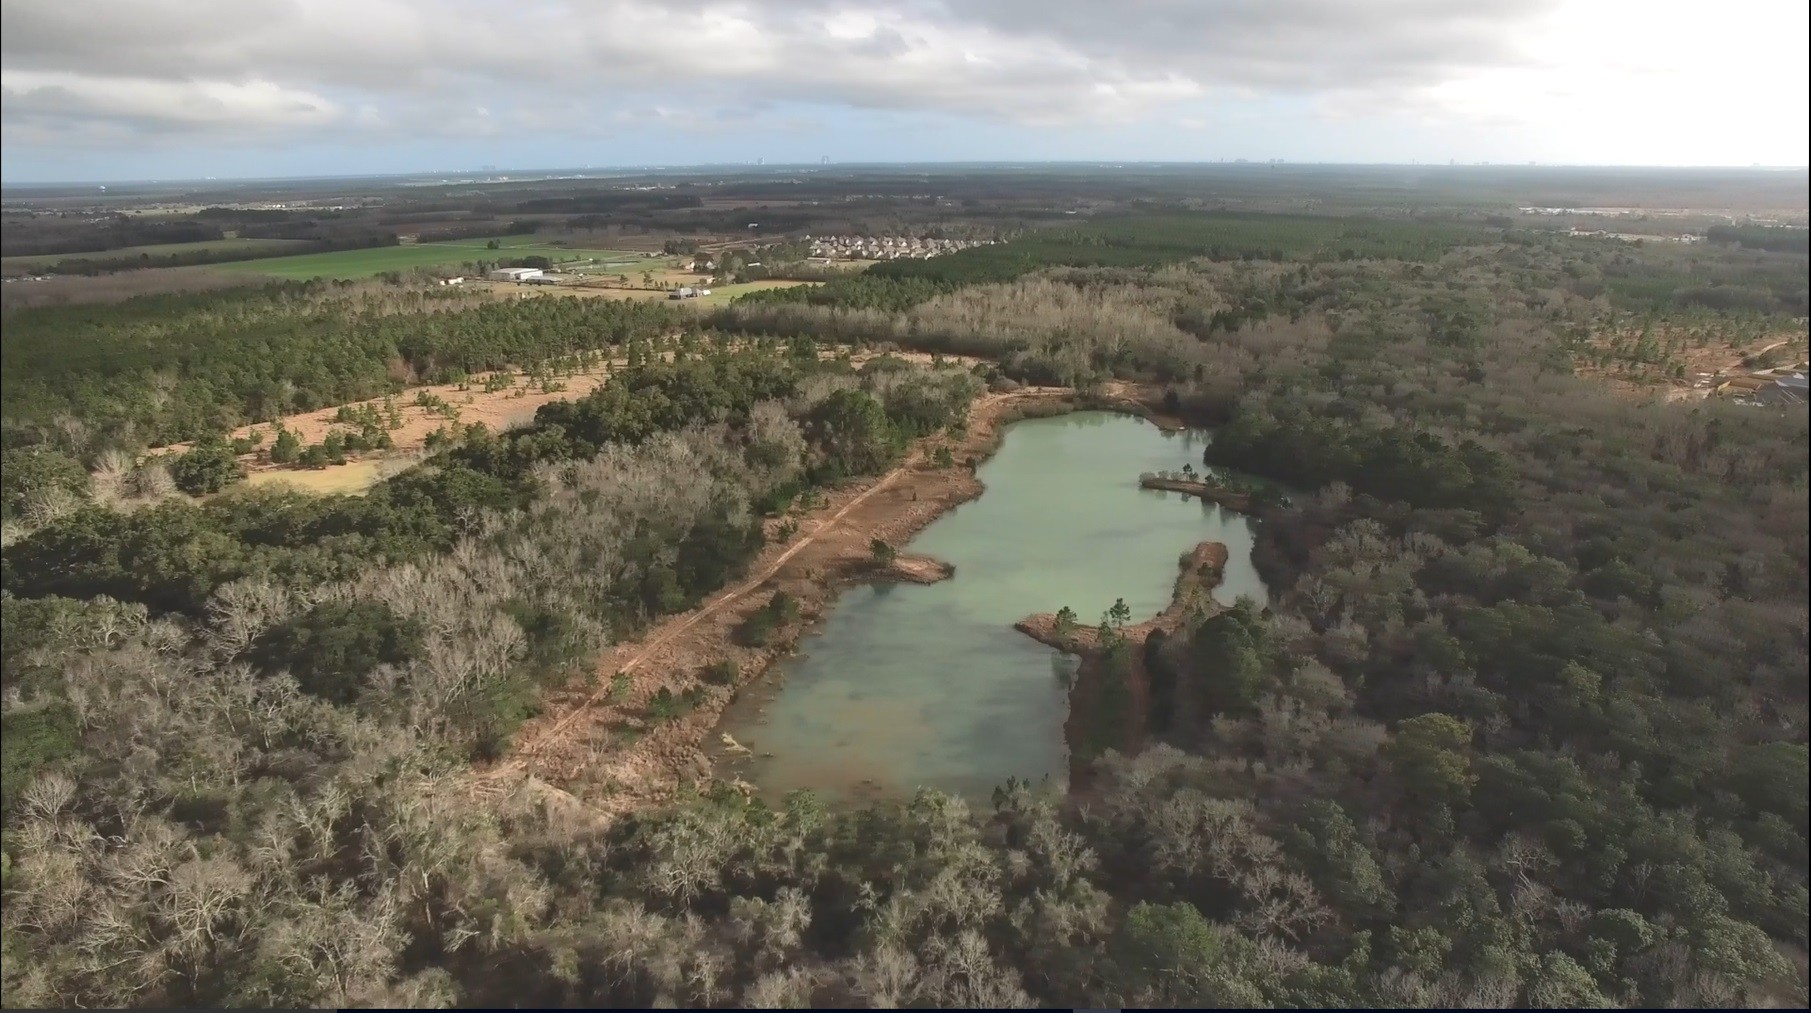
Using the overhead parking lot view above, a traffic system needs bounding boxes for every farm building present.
[523,275,562,286]
[668,287,712,300]
[487,267,544,282]
[1741,373,1809,407]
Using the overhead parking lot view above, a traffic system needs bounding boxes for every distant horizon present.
[6,159,1809,191]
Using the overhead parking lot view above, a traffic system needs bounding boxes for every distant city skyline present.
[4,0,1807,183]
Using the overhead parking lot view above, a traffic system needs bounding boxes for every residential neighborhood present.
[805,234,994,260]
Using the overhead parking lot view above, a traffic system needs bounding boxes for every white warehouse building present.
[487,267,544,282]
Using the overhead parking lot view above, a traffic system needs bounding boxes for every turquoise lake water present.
[713,411,1268,804]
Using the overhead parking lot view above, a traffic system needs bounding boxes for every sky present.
[2,0,1807,182]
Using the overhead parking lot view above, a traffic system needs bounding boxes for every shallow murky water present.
[713,411,1269,805]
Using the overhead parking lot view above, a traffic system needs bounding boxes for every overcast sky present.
[3,0,1806,181]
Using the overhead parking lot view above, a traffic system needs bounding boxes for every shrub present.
[737,591,800,647]
[648,688,688,721]
[269,426,302,464]
[169,438,245,495]
[249,600,424,705]
[0,703,80,818]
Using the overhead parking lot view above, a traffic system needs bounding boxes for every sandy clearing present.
[242,458,403,496]
[154,363,624,493]
[158,345,989,496]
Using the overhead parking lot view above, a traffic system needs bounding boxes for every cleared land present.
[166,346,980,494]
[241,457,410,496]
[692,279,814,304]
[1575,325,1810,401]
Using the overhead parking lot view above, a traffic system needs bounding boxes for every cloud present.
[3,0,1803,168]
[952,0,1559,91]
[2,71,341,133]
[0,0,1557,147]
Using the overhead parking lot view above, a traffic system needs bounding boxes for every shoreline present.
[1013,540,1230,655]
[487,383,1136,818]
[1137,476,1256,513]
[1016,541,1230,791]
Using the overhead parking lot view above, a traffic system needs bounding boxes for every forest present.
[1,204,1806,1008]
[0,285,680,459]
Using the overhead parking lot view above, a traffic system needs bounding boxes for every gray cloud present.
[953,0,1558,88]
[1,0,1561,147]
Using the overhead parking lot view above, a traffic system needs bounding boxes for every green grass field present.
[217,238,674,280]
[1,238,310,271]
[690,280,816,305]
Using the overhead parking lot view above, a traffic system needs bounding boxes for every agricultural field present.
[0,237,310,273]
[218,237,676,280]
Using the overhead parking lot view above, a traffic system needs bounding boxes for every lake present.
[713,410,1269,804]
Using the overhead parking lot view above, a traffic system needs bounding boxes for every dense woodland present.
[1,206,1806,1008]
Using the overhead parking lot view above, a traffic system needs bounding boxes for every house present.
[438,276,466,286]
[487,267,543,282]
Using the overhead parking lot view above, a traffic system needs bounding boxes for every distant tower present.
[757,157,763,166]
[821,156,829,165]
